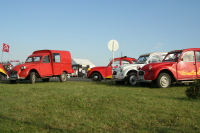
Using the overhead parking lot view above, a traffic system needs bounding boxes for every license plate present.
[11,74,17,78]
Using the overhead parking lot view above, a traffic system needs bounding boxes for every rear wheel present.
[59,72,67,82]
[91,72,102,81]
[42,78,50,82]
[30,72,36,84]
[127,73,137,86]
[156,73,171,88]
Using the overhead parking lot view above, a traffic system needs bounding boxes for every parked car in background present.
[87,56,137,81]
[0,64,8,81]
[8,50,74,84]
[138,48,200,88]
[113,52,167,85]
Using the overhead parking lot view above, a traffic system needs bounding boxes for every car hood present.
[141,62,175,71]
[11,63,38,71]
[90,66,107,70]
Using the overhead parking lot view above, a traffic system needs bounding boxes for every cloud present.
[154,43,164,49]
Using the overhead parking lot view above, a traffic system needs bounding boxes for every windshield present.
[163,52,182,62]
[25,56,41,62]
[136,56,149,64]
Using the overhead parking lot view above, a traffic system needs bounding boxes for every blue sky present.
[1,0,200,66]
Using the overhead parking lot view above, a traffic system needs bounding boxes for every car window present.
[42,55,50,63]
[113,60,120,66]
[122,60,131,65]
[148,54,160,63]
[196,51,200,62]
[182,51,194,62]
[53,53,60,63]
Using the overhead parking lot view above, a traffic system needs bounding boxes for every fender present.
[143,62,176,81]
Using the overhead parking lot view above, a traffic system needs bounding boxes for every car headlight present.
[149,65,152,71]
[21,66,26,70]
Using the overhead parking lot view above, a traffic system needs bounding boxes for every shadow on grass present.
[0,114,68,132]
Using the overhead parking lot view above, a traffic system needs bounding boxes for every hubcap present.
[130,75,137,85]
[94,75,98,80]
[160,75,169,87]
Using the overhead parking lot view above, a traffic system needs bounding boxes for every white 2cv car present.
[113,52,167,85]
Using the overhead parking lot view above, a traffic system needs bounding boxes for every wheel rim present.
[130,75,137,85]
[93,75,99,80]
[160,75,169,88]
[61,73,67,81]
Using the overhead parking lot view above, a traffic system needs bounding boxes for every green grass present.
[0,80,200,133]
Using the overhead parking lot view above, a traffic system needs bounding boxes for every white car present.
[113,52,167,85]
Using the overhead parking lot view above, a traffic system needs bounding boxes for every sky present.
[0,0,200,66]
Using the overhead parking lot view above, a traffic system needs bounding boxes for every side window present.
[182,51,194,62]
[196,51,200,62]
[149,54,160,63]
[113,60,120,66]
[53,53,60,63]
[42,55,50,63]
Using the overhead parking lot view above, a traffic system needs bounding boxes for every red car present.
[87,56,137,81]
[138,48,200,88]
[8,50,74,84]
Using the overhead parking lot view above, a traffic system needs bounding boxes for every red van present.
[8,50,74,84]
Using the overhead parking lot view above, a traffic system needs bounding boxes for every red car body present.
[87,56,137,81]
[138,48,200,88]
[8,50,74,84]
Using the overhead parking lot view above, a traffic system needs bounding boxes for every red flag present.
[2,43,10,52]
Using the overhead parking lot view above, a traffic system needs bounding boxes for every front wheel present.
[59,72,67,82]
[91,72,102,81]
[30,72,36,84]
[156,73,171,88]
[127,73,137,86]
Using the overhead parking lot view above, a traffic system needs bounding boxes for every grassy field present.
[0,80,200,133]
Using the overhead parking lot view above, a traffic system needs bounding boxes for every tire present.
[42,78,50,82]
[59,72,67,82]
[127,73,137,86]
[10,80,16,84]
[30,72,36,84]
[91,72,102,81]
[115,81,125,85]
[156,73,171,88]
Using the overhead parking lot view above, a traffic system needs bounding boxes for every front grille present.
[10,70,18,74]
[113,71,117,75]
[138,71,145,76]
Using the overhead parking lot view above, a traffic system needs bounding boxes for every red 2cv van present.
[138,48,200,88]
[8,50,74,84]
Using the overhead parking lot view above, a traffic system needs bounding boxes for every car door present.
[40,55,53,77]
[177,51,196,79]
[195,51,200,78]
[105,59,120,78]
